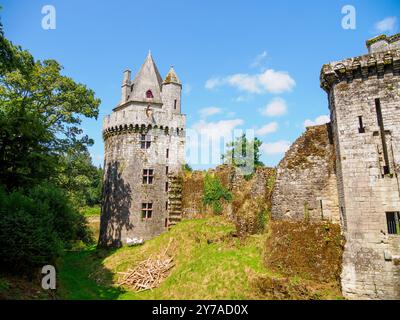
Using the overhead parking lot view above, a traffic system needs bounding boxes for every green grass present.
[57,216,273,300]
[80,205,101,217]
[57,216,341,300]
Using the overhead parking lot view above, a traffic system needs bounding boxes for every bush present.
[0,184,93,274]
[202,174,232,215]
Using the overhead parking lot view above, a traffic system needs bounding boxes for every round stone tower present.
[99,53,186,247]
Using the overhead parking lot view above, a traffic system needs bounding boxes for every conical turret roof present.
[129,51,163,103]
[163,66,181,85]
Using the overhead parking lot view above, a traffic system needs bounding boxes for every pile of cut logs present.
[117,241,174,291]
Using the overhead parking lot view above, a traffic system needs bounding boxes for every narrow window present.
[143,169,154,184]
[375,98,390,175]
[165,218,168,228]
[146,90,153,99]
[174,99,177,109]
[386,212,400,235]
[166,166,169,175]
[165,201,168,210]
[166,148,169,159]
[358,116,365,133]
[141,203,153,220]
[140,134,151,149]
[320,199,324,219]
[165,182,169,192]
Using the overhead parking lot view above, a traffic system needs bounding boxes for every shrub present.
[0,184,93,274]
[202,174,232,215]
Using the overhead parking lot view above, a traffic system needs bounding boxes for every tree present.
[0,31,100,190]
[221,134,264,173]
[55,149,103,208]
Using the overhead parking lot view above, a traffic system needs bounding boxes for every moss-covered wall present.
[271,124,340,223]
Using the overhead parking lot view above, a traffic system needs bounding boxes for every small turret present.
[121,69,131,104]
[162,66,182,114]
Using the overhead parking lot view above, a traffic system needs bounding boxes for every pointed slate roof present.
[129,52,163,103]
[163,66,181,85]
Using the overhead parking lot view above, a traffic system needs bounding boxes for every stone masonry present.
[99,53,186,247]
[271,124,340,223]
[320,33,400,299]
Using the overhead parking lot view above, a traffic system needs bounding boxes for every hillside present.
[57,216,343,300]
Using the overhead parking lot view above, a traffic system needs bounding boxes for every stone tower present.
[320,34,400,299]
[99,52,186,247]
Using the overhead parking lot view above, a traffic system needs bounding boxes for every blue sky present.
[2,0,399,169]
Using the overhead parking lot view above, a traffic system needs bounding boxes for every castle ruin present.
[99,52,185,247]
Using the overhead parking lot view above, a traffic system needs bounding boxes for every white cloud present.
[192,119,244,140]
[374,16,397,34]
[303,115,330,128]
[250,51,267,68]
[258,69,296,94]
[198,106,222,118]
[260,98,288,117]
[186,118,244,166]
[205,77,222,90]
[256,122,278,136]
[261,140,291,155]
[205,69,295,94]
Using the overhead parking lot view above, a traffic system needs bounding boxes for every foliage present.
[0,30,100,191]
[0,185,93,274]
[221,134,264,174]
[202,174,232,215]
[55,149,103,208]
[181,163,193,172]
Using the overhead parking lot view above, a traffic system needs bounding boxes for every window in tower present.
[146,90,153,99]
[165,166,169,175]
[166,148,169,159]
[358,116,365,133]
[174,99,177,109]
[141,203,153,220]
[140,134,151,149]
[386,212,400,235]
[143,169,154,184]
[165,182,169,192]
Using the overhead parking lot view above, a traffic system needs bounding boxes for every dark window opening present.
[140,134,151,149]
[320,199,324,219]
[386,212,400,235]
[375,98,390,175]
[146,90,154,99]
[143,169,154,184]
[165,201,168,210]
[165,218,168,228]
[165,182,169,192]
[166,166,169,175]
[166,148,169,159]
[141,203,153,220]
[358,116,365,133]
[174,99,177,109]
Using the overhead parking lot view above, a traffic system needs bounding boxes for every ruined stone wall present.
[321,44,400,299]
[271,124,340,223]
[181,165,276,223]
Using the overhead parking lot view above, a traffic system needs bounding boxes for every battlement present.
[366,33,400,53]
[320,48,400,92]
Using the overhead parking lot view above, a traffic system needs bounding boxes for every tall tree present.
[0,30,100,189]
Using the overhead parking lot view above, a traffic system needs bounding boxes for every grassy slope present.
[58,217,275,300]
[57,216,342,300]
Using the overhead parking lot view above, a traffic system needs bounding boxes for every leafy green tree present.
[221,134,264,174]
[0,31,100,190]
[55,149,103,208]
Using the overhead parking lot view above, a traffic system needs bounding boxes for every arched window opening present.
[146,90,154,99]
